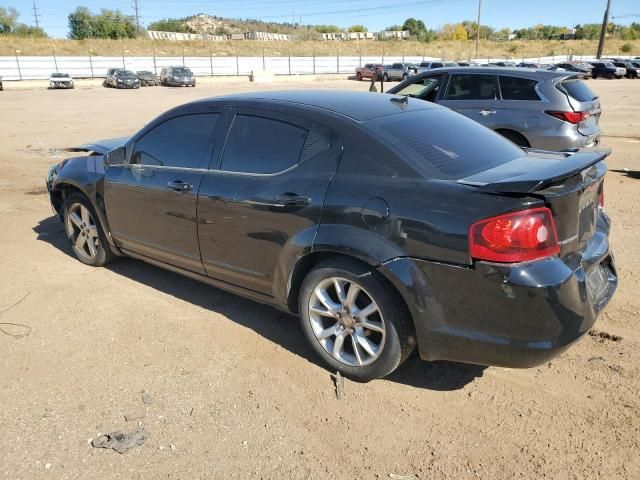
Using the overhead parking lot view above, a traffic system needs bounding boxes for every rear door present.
[494,74,544,141]
[439,73,500,128]
[105,112,222,273]
[555,77,601,137]
[197,108,342,295]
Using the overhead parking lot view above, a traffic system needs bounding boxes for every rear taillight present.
[599,184,605,208]
[545,110,590,124]
[469,207,560,263]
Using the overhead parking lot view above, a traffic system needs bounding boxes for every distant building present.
[322,30,409,41]
[147,30,291,42]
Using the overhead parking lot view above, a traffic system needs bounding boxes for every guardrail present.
[0,54,628,81]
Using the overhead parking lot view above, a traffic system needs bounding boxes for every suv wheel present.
[299,258,413,381]
[383,73,389,82]
[356,72,362,81]
[63,193,116,267]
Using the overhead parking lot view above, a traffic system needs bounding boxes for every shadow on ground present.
[610,169,640,179]
[33,215,486,391]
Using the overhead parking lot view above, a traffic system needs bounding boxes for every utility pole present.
[474,0,482,59]
[133,0,141,37]
[32,1,41,29]
[596,0,612,59]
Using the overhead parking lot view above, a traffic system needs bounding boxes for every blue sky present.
[3,0,639,38]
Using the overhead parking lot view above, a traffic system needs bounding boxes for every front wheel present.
[299,258,413,381]
[383,73,389,82]
[63,193,116,267]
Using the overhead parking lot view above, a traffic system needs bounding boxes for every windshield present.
[603,62,616,68]
[172,68,192,75]
[51,73,68,78]
[137,71,152,75]
[367,108,522,180]
[444,62,459,67]
[117,70,136,77]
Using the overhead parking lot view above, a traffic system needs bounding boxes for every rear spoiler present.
[457,148,610,194]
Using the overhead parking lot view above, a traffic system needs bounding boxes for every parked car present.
[108,70,140,89]
[589,61,625,79]
[0,76,3,91]
[415,61,459,74]
[46,90,616,381]
[387,67,601,150]
[160,66,196,87]
[517,62,541,68]
[103,68,121,87]
[607,60,639,79]
[493,61,517,67]
[456,61,470,67]
[137,70,159,86]
[355,63,383,81]
[381,63,418,81]
[49,72,74,89]
[548,63,592,78]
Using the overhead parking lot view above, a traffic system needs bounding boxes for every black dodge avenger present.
[46,90,617,381]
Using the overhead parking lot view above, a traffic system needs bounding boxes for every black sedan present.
[46,91,617,381]
[111,69,140,89]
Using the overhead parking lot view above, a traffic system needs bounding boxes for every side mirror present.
[105,147,126,166]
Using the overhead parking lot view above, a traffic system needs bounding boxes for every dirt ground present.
[0,77,639,480]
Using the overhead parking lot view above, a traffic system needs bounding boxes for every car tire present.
[383,73,389,82]
[299,257,414,381]
[356,72,362,81]
[496,129,530,148]
[63,193,116,267]
[607,73,614,79]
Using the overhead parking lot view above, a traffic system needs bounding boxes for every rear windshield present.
[557,79,598,102]
[367,108,522,180]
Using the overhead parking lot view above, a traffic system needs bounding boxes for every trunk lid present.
[458,148,609,255]
[555,77,601,137]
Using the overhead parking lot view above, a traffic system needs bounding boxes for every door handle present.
[479,110,497,116]
[274,192,311,206]
[167,180,193,192]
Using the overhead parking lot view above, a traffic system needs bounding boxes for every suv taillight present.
[599,184,605,208]
[469,207,560,263]
[546,110,590,124]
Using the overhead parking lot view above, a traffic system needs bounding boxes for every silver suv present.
[386,67,601,150]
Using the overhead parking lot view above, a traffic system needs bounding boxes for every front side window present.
[394,75,445,102]
[499,76,540,101]
[131,114,219,168]
[221,114,308,174]
[445,74,499,100]
[432,63,443,68]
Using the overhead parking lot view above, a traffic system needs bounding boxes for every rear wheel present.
[299,258,413,381]
[496,129,530,148]
[383,73,389,82]
[63,193,116,267]
[356,72,362,81]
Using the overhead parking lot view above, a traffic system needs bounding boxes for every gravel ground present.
[0,77,639,480]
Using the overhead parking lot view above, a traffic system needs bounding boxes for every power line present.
[133,0,141,36]
[596,0,612,59]
[474,0,481,59]
[32,1,41,29]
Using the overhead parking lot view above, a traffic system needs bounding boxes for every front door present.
[197,108,342,295]
[105,112,222,273]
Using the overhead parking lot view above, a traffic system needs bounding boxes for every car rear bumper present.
[532,125,601,151]
[378,218,617,368]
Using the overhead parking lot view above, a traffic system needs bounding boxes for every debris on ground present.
[334,371,345,400]
[124,412,146,422]
[589,330,623,342]
[388,474,416,480]
[91,429,148,454]
[142,392,153,405]
[589,356,604,363]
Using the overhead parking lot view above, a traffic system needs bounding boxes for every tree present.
[0,7,18,33]
[12,24,47,37]
[439,23,469,41]
[348,25,367,32]
[384,24,403,31]
[315,24,341,33]
[621,43,633,54]
[67,7,136,39]
[148,18,196,33]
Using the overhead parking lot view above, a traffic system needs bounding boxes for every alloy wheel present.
[66,203,100,261]
[308,277,386,367]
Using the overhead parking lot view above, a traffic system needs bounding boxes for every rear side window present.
[221,114,308,174]
[445,74,499,100]
[131,114,219,168]
[499,76,540,101]
[367,108,521,179]
[432,63,443,68]
[557,79,598,102]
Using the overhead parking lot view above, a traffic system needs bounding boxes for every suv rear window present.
[367,108,521,179]
[556,79,598,102]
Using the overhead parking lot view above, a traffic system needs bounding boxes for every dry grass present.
[1,36,639,59]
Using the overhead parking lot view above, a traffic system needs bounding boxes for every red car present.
[355,63,383,81]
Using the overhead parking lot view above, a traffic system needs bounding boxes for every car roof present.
[200,90,441,122]
[418,66,574,79]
